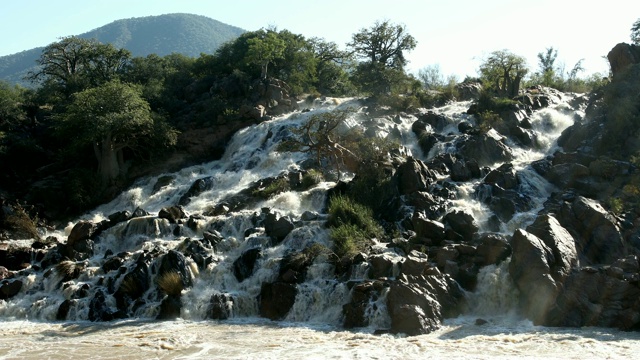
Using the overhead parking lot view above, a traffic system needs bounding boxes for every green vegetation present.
[156,271,184,296]
[327,195,384,258]
[479,49,528,98]
[632,18,640,45]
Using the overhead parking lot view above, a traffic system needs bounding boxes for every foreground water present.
[1,317,639,359]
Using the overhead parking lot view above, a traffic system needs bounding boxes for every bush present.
[252,177,290,199]
[3,203,40,240]
[156,272,184,297]
[327,195,383,258]
[330,223,370,258]
[301,169,324,189]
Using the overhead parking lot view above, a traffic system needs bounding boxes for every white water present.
[3,93,636,358]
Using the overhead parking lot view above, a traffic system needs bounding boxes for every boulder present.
[263,211,294,243]
[411,213,446,244]
[233,248,262,282]
[456,81,483,101]
[0,279,22,300]
[158,250,194,288]
[526,214,578,281]
[457,132,513,166]
[557,196,625,265]
[156,295,181,320]
[178,177,215,206]
[400,250,430,276]
[443,210,479,241]
[475,233,511,266]
[207,293,234,320]
[483,163,519,190]
[546,267,640,329]
[158,206,188,224]
[343,280,386,329]
[545,163,590,189]
[368,253,397,279]
[509,229,558,324]
[395,157,438,195]
[607,43,640,76]
[258,281,297,320]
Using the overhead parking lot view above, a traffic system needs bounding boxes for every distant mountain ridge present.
[0,13,245,86]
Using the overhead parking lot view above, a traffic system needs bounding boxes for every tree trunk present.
[94,136,120,186]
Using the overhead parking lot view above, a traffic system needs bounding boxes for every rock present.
[67,221,97,247]
[457,132,513,167]
[108,210,132,225]
[258,281,297,320]
[0,279,22,299]
[395,157,438,195]
[526,214,578,281]
[588,157,631,179]
[343,280,386,328]
[411,213,446,244]
[0,247,32,271]
[475,233,511,266]
[545,163,590,189]
[443,210,479,241]
[456,81,483,101]
[387,274,466,335]
[89,290,125,322]
[233,248,262,282]
[509,229,558,324]
[400,251,429,276]
[156,295,182,320]
[607,43,640,76]
[547,267,640,329]
[415,111,450,132]
[483,163,519,190]
[207,293,234,320]
[263,211,294,243]
[114,255,150,312]
[152,175,175,195]
[158,206,187,224]
[368,253,397,279]
[158,250,194,288]
[178,177,215,206]
[450,158,482,182]
[557,196,625,265]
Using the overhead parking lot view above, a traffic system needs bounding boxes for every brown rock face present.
[607,43,640,75]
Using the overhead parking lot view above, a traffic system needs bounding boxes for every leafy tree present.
[57,80,177,186]
[28,36,131,98]
[632,18,640,45]
[0,81,27,129]
[479,49,528,98]
[348,20,417,95]
[309,37,354,95]
[246,29,286,79]
[537,47,558,86]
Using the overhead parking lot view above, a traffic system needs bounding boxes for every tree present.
[418,64,446,90]
[537,47,558,86]
[309,37,354,95]
[28,36,130,97]
[631,18,640,45]
[348,20,417,95]
[348,20,417,69]
[246,29,286,79]
[57,80,177,185]
[479,50,528,98]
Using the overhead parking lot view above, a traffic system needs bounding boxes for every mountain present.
[0,13,245,86]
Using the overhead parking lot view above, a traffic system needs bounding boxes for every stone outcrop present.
[607,43,640,76]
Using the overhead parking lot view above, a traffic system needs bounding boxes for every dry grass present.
[156,272,184,297]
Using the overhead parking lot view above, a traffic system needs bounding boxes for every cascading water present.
[2,92,640,359]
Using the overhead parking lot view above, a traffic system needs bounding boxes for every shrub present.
[330,223,369,258]
[301,169,324,189]
[252,177,290,199]
[4,203,40,240]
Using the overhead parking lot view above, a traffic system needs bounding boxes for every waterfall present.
[0,92,584,330]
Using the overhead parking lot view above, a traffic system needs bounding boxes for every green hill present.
[0,13,245,86]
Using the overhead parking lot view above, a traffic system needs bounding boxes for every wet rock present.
[396,157,437,195]
[475,233,511,266]
[545,163,590,189]
[156,295,182,320]
[132,207,150,218]
[178,176,215,206]
[102,256,125,273]
[457,132,513,167]
[387,274,466,335]
[414,111,450,133]
[450,158,482,182]
[483,163,519,190]
[89,290,125,321]
[0,278,22,299]
[152,175,175,194]
[417,133,444,157]
[443,210,479,241]
[411,213,446,244]
[263,211,294,243]
[158,206,188,224]
[509,229,558,324]
[0,247,32,271]
[368,253,397,279]
[177,238,214,270]
[158,250,194,288]
[258,281,297,320]
[108,210,132,225]
[114,255,150,312]
[207,293,234,320]
[67,221,97,247]
[343,280,387,328]
[233,248,262,282]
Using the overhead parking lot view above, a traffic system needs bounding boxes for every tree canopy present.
[58,80,177,185]
[479,49,528,98]
[632,18,640,45]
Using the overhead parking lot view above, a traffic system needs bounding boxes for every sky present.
[1,0,638,79]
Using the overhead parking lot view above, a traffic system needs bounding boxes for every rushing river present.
[2,318,640,359]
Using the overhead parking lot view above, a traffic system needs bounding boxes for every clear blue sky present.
[1,0,637,79]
